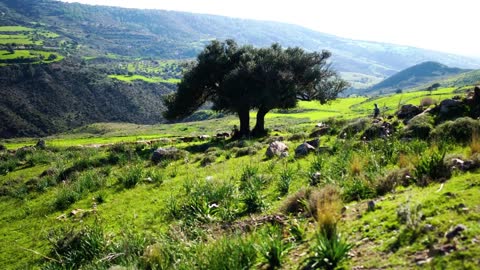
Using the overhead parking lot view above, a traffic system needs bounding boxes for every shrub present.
[303,188,352,270]
[277,166,294,196]
[54,186,81,210]
[431,117,480,144]
[470,132,480,156]
[118,165,144,189]
[404,114,434,139]
[44,224,105,269]
[281,185,340,218]
[289,132,308,141]
[145,169,164,185]
[342,178,375,202]
[413,150,450,186]
[195,235,257,270]
[420,97,435,107]
[339,118,370,138]
[239,165,266,214]
[200,153,216,167]
[256,225,292,270]
[0,157,19,175]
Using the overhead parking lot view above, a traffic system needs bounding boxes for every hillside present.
[1,0,480,81]
[1,88,480,269]
[0,60,175,138]
[365,61,469,94]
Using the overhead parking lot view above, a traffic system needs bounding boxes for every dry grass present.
[350,154,364,176]
[314,186,342,227]
[420,97,436,108]
[469,132,480,156]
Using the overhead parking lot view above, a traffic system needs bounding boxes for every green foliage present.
[277,166,294,196]
[413,150,449,186]
[240,165,266,213]
[404,113,434,139]
[256,225,292,270]
[431,117,480,144]
[44,223,105,269]
[164,39,347,136]
[118,165,144,189]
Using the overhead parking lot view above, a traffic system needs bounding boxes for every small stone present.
[367,200,375,212]
[423,224,435,232]
[445,224,467,240]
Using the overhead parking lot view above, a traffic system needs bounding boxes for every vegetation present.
[164,40,348,137]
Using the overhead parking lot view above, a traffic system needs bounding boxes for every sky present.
[60,0,480,57]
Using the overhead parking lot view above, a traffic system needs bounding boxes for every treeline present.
[0,60,175,138]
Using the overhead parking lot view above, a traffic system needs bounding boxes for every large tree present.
[163,40,349,137]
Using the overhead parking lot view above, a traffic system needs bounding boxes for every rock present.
[310,171,321,186]
[265,141,289,158]
[367,200,375,212]
[295,142,315,158]
[306,138,320,148]
[35,139,46,149]
[309,126,330,138]
[423,224,435,232]
[280,151,289,158]
[397,104,422,121]
[445,224,467,240]
[198,135,210,140]
[151,147,180,163]
[437,99,467,120]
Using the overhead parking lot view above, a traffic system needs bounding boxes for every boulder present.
[397,104,422,122]
[151,147,180,163]
[295,142,315,158]
[306,138,320,148]
[265,141,289,158]
[309,126,330,138]
[198,135,210,140]
[437,99,467,120]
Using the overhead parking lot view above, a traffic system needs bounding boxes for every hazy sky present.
[60,0,480,57]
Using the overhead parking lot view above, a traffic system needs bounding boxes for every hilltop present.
[1,0,480,80]
[365,61,470,94]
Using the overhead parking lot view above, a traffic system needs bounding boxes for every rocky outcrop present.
[265,141,289,158]
[295,142,315,158]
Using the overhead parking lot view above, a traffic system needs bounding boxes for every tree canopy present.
[163,39,349,137]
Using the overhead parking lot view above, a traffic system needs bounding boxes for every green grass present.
[1,96,480,268]
[0,26,35,32]
[0,50,63,64]
[108,74,180,84]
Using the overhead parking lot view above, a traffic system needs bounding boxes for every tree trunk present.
[252,107,269,137]
[235,109,250,139]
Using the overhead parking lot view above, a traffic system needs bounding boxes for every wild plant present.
[303,187,352,270]
[255,225,292,270]
[277,165,294,196]
[413,150,449,186]
[118,165,144,188]
[239,165,266,213]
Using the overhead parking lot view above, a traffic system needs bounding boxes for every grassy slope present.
[1,87,479,269]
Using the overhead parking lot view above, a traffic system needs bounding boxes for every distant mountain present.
[364,62,470,94]
[1,0,480,85]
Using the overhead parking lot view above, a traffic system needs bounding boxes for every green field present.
[0,50,63,64]
[108,74,180,84]
[0,26,35,32]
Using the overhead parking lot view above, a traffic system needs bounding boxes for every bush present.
[45,224,105,269]
[277,166,294,196]
[281,185,340,218]
[54,186,81,210]
[118,165,144,189]
[404,114,434,139]
[339,118,370,139]
[0,157,19,175]
[240,165,266,214]
[302,188,352,270]
[431,117,480,144]
[342,178,375,202]
[256,225,292,269]
[413,150,450,186]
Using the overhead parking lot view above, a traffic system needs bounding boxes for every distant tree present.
[163,40,348,137]
[427,83,441,94]
[395,88,403,94]
[6,44,14,54]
